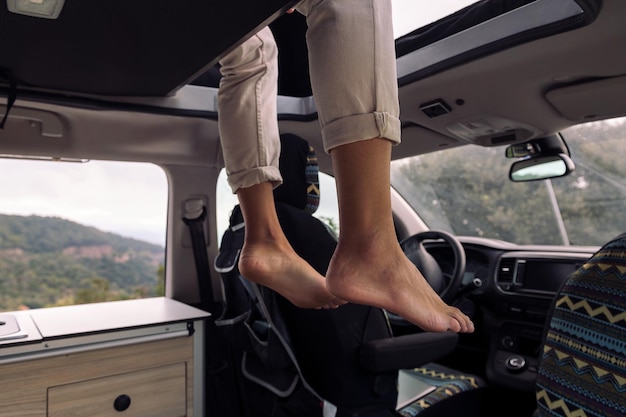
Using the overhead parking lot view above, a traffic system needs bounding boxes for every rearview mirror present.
[509,154,575,182]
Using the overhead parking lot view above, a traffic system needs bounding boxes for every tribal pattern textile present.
[398,363,485,416]
[305,145,320,215]
[536,235,626,417]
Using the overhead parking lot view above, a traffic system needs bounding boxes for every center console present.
[486,320,544,391]
[485,251,591,390]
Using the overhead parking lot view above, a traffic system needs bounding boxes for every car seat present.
[535,231,626,417]
[215,133,485,417]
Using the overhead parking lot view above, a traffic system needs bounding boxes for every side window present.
[216,169,340,239]
[216,169,240,240]
[316,172,340,235]
[0,159,167,311]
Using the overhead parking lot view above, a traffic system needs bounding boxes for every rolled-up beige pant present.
[218,0,401,193]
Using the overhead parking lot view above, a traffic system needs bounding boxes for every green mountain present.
[0,214,165,311]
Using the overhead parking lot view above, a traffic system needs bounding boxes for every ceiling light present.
[7,0,65,19]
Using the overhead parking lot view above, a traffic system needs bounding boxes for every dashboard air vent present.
[498,258,516,284]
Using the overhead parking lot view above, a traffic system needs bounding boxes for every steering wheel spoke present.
[399,230,466,304]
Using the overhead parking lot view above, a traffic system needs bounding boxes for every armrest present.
[358,332,459,373]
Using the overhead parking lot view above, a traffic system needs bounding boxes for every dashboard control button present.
[501,336,516,349]
[505,355,526,372]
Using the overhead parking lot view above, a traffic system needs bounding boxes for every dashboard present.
[418,236,596,392]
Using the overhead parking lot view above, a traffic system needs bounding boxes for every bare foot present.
[239,240,345,309]
[325,237,474,333]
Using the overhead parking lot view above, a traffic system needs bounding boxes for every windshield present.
[390,117,626,246]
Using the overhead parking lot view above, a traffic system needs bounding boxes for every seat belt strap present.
[0,69,17,130]
[183,199,221,315]
[184,200,240,416]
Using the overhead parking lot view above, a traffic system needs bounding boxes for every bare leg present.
[218,29,341,309]
[325,138,474,333]
[237,182,343,309]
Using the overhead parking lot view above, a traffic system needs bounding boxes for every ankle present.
[335,229,401,260]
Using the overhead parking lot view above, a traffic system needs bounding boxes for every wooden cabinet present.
[48,351,188,417]
[0,298,209,417]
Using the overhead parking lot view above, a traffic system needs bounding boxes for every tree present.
[390,118,626,246]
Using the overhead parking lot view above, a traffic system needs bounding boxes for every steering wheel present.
[399,230,466,304]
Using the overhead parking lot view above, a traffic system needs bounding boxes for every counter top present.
[0,297,210,358]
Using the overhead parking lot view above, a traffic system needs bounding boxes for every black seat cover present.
[216,133,474,416]
[272,203,399,412]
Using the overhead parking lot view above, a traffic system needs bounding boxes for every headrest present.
[273,133,320,215]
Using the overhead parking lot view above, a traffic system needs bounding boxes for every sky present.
[0,159,170,246]
[0,1,476,247]
[392,0,475,38]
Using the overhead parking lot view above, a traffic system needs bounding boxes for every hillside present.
[0,214,165,311]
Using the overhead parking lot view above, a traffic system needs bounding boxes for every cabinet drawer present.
[48,362,187,417]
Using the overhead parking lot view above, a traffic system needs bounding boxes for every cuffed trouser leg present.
[218,26,282,194]
[296,0,401,153]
